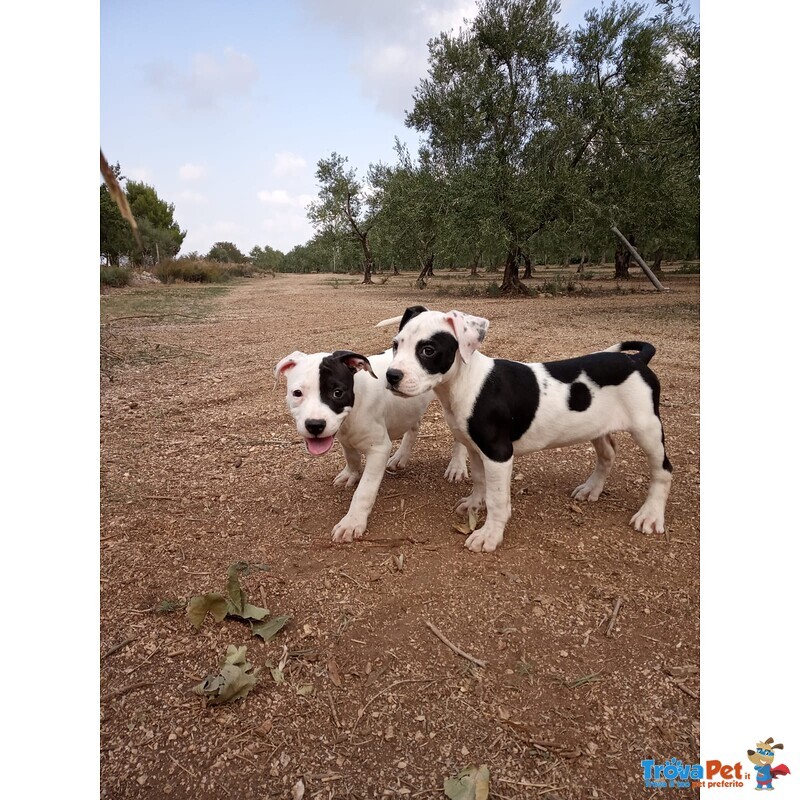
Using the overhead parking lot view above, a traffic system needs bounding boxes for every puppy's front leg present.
[455,446,485,514]
[331,437,392,543]
[464,455,513,553]
[444,441,469,482]
[333,444,363,488]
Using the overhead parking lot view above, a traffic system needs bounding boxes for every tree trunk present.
[416,253,435,289]
[576,251,586,274]
[359,235,374,284]
[614,240,632,280]
[652,246,664,273]
[522,250,533,279]
[392,263,399,276]
[500,247,529,295]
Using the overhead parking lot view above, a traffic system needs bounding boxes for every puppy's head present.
[274,350,376,455]
[386,307,489,397]
[747,739,783,766]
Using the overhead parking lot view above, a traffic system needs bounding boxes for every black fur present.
[468,360,540,462]
[568,382,592,412]
[399,306,429,331]
[319,352,358,414]
[417,332,458,375]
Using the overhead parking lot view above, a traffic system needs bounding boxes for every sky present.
[101,0,700,257]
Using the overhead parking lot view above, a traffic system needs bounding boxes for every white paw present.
[386,450,410,472]
[630,505,665,535]
[331,515,367,543]
[455,494,485,515]
[464,526,503,553]
[572,480,603,502]
[333,468,361,488]
[444,460,469,482]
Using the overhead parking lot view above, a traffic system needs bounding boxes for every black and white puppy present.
[381,306,672,553]
[275,348,468,542]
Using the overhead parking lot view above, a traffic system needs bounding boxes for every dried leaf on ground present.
[191,645,260,705]
[444,764,490,800]
[251,614,290,642]
[291,778,305,800]
[187,593,228,630]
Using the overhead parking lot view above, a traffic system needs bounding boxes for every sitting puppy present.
[275,348,468,542]
[383,306,672,553]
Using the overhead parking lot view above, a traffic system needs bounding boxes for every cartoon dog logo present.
[747,738,791,790]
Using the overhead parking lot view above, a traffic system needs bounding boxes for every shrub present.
[100,266,131,287]
[155,259,227,284]
[675,262,700,274]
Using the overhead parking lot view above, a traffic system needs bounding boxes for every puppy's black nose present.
[386,368,403,387]
[305,419,326,436]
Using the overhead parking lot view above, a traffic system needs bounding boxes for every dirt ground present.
[100,269,700,800]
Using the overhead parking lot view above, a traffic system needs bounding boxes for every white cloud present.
[179,163,206,181]
[146,47,258,111]
[299,0,476,117]
[257,189,313,209]
[260,209,315,253]
[178,190,208,205]
[273,151,307,177]
[126,166,154,183]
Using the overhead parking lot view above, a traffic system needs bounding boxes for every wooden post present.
[611,226,668,292]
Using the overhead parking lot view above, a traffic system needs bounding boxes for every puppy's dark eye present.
[421,345,436,358]
[332,389,343,399]
[292,389,302,398]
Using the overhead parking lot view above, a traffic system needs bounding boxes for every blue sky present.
[101,0,699,257]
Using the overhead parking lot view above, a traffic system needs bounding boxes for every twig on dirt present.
[670,680,699,699]
[327,690,341,729]
[169,754,198,779]
[339,571,368,590]
[101,636,137,661]
[606,597,623,636]
[424,620,487,668]
[351,677,449,738]
[126,646,162,676]
[101,680,152,702]
[106,313,202,323]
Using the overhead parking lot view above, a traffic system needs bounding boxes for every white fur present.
[277,349,468,542]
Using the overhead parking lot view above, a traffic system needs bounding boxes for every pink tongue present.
[306,436,334,456]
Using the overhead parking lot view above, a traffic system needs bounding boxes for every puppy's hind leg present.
[386,423,419,472]
[572,434,616,502]
[629,420,673,534]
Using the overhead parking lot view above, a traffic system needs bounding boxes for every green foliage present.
[100,266,131,287]
[154,257,258,283]
[100,168,187,266]
[207,241,247,263]
[249,244,285,270]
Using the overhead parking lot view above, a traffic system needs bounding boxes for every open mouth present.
[305,435,334,456]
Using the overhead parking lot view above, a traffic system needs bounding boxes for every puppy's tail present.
[375,315,403,328]
[605,341,656,364]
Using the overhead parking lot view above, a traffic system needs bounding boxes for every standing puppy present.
[275,348,468,542]
[384,306,672,553]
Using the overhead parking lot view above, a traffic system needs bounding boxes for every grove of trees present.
[101,0,698,291]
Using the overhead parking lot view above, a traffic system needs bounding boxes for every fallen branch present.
[424,620,487,667]
[101,636,137,661]
[605,597,623,637]
[101,680,152,702]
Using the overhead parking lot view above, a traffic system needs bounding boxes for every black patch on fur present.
[568,382,592,412]
[399,306,428,331]
[544,352,639,386]
[416,331,458,375]
[319,353,356,414]
[468,360,539,462]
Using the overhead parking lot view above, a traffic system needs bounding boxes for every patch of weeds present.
[540,275,577,294]
[156,598,185,614]
[486,280,501,297]
[515,658,535,676]
[100,266,132,287]
[100,284,229,324]
[674,261,700,274]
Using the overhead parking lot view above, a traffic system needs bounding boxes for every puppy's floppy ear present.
[332,350,377,378]
[398,305,429,331]
[444,310,489,364]
[274,351,306,379]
